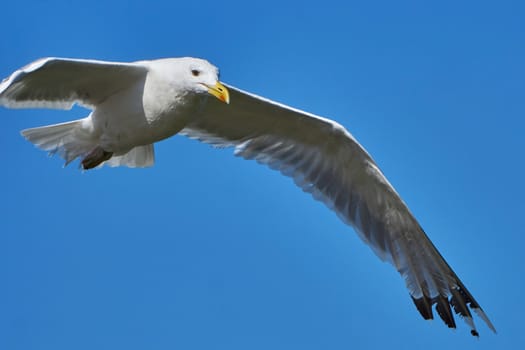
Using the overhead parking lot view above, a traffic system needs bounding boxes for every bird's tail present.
[21,118,94,166]
[21,119,155,169]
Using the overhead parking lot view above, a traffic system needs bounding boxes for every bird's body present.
[0,56,495,336]
[1,57,226,167]
[83,63,195,155]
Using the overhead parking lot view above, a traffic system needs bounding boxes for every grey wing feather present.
[0,57,148,109]
[181,83,495,336]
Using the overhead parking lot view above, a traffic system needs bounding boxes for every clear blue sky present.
[1,1,523,349]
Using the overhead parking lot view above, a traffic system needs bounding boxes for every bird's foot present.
[81,146,113,170]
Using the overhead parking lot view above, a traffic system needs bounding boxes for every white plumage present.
[0,57,495,336]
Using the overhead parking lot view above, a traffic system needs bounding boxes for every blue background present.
[1,1,523,349]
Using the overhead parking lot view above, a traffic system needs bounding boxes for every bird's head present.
[169,57,230,104]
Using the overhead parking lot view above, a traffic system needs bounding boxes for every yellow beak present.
[207,81,230,104]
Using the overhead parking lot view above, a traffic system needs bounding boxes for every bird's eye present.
[191,69,200,77]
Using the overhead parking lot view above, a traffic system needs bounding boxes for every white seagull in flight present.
[0,57,496,336]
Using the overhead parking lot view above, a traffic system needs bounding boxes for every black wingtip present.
[411,295,433,320]
[411,288,495,337]
[435,295,456,329]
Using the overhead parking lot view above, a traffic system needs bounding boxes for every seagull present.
[0,57,495,336]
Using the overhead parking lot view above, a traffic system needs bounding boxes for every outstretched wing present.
[0,57,148,110]
[181,83,496,336]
